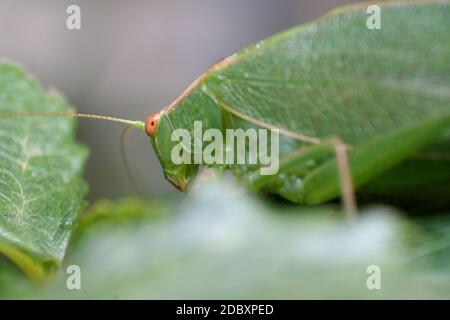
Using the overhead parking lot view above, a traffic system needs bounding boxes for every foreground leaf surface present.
[0,61,87,279]
[3,178,448,299]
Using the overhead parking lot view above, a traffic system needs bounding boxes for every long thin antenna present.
[121,124,146,197]
[0,111,145,130]
[1,110,149,197]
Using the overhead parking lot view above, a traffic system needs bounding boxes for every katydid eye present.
[145,113,159,137]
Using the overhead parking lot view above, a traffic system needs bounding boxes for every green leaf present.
[5,177,449,299]
[0,255,32,294]
[69,197,170,251]
[0,60,88,280]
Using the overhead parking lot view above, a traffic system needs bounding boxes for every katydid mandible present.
[2,1,450,216]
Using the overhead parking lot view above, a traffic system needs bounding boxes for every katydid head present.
[145,111,198,191]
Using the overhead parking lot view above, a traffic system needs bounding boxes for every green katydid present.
[2,1,450,218]
[145,0,450,214]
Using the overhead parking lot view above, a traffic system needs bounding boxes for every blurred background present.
[0,0,360,201]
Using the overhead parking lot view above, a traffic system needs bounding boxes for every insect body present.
[146,1,450,211]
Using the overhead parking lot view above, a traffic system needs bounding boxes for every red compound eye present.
[145,113,159,137]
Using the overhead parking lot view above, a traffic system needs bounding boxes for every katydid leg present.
[303,115,450,205]
[249,138,357,219]
[247,114,450,216]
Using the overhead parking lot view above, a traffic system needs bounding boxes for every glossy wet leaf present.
[0,61,87,279]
